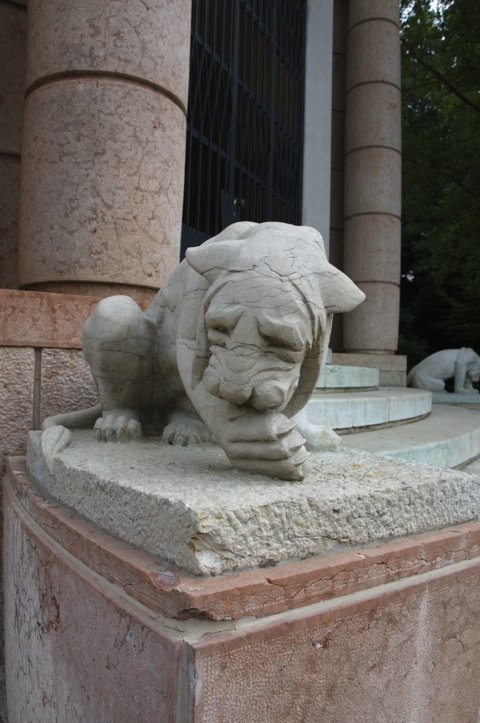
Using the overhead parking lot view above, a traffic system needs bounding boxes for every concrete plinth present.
[5,458,480,722]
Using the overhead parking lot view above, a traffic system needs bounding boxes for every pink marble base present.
[5,458,480,721]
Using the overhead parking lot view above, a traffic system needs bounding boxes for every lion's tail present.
[42,405,102,431]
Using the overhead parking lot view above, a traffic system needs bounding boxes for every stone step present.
[463,457,480,476]
[316,364,379,390]
[432,393,480,405]
[340,405,480,469]
[303,387,432,432]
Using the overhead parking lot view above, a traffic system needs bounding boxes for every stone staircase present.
[301,364,480,470]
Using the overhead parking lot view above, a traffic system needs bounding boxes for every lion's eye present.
[263,336,303,363]
[265,337,294,350]
[213,325,229,336]
[263,334,300,352]
[207,326,229,348]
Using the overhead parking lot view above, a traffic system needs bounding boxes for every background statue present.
[407,348,480,394]
[44,222,364,480]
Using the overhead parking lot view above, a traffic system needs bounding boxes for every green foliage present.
[400,0,480,365]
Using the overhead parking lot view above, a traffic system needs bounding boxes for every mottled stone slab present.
[0,289,99,348]
[0,348,35,476]
[27,430,480,576]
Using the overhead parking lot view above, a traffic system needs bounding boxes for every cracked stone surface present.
[25,0,190,104]
[19,78,186,290]
[27,429,480,575]
[62,221,364,482]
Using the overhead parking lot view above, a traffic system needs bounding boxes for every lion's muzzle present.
[203,347,301,411]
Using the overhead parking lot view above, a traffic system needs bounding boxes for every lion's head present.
[184,221,365,417]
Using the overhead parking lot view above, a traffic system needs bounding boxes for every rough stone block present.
[27,430,480,576]
[0,289,99,348]
[0,347,35,476]
[40,349,98,422]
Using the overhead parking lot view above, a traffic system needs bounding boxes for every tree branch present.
[405,155,480,203]
[403,43,480,114]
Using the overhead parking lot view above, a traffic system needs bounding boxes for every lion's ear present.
[185,237,258,283]
[185,222,259,282]
[185,242,235,283]
[318,268,365,313]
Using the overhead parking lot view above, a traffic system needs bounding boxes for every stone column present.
[328,0,349,351]
[342,0,401,353]
[0,0,27,289]
[18,0,191,301]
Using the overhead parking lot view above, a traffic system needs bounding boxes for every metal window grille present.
[181,0,306,256]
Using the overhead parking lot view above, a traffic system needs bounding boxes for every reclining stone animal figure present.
[44,221,365,480]
[407,348,480,394]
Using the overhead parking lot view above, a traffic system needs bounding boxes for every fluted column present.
[18,0,191,301]
[342,0,401,353]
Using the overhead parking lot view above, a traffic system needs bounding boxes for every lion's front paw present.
[94,409,142,442]
[162,413,213,446]
[222,408,309,480]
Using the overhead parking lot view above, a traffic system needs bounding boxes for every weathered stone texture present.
[40,349,98,422]
[193,560,480,722]
[0,347,35,477]
[346,17,401,89]
[25,0,190,107]
[0,158,21,289]
[0,1,27,154]
[343,0,401,355]
[5,462,480,721]
[19,79,186,291]
[27,431,480,576]
[0,290,99,348]
[4,476,182,722]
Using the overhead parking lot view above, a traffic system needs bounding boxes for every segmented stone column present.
[18,0,191,301]
[342,0,401,353]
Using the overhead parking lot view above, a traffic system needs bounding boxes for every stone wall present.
[0,289,100,658]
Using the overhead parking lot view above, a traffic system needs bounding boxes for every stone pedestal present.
[5,454,480,722]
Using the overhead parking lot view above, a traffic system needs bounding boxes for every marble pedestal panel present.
[4,458,480,722]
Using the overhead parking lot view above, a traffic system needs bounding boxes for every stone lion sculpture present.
[44,221,364,480]
[407,348,480,394]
